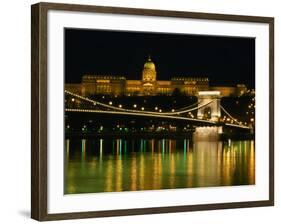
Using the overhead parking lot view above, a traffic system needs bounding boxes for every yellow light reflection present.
[139,154,145,190]
[105,158,113,192]
[169,153,175,188]
[115,156,122,192]
[130,155,137,191]
[248,140,255,184]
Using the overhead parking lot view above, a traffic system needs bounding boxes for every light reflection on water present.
[65,138,255,194]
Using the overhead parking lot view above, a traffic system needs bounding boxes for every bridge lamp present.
[109,101,112,105]
[171,109,175,112]
[155,107,158,110]
[141,107,144,111]
[159,109,162,112]
[119,104,122,108]
[71,98,75,102]
[133,104,137,108]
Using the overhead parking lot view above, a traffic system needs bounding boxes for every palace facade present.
[65,56,248,97]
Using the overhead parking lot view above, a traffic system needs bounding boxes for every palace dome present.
[143,56,156,71]
[142,56,157,82]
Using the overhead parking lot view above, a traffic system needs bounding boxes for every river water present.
[64,137,255,194]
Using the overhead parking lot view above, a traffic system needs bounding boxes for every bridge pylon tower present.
[197,91,221,122]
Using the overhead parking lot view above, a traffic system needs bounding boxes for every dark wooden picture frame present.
[31,2,274,221]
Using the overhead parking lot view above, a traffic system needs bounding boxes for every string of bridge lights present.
[65,108,218,124]
[65,90,249,129]
[220,105,242,126]
[65,90,215,116]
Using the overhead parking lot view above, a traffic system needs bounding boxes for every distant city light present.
[155,107,158,110]
[133,104,137,108]
[109,101,112,105]
[71,98,75,102]
[119,104,122,108]
[141,107,144,110]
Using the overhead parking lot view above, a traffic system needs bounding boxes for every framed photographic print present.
[31,2,274,221]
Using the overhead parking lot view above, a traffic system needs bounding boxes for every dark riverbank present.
[65,131,193,139]
[65,131,254,140]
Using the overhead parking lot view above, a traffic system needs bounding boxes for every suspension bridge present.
[65,90,250,130]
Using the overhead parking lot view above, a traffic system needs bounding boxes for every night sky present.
[65,28,255,88]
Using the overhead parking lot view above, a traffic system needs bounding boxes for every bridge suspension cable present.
[65,90,214,116]
[220,105,243,126]
[65,108,217,124]
[65,91,251,130]
[170,100,200,111]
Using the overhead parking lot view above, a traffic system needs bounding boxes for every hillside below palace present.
[65,56,248,97]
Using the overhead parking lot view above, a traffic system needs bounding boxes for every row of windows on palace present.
[65,75,248,97]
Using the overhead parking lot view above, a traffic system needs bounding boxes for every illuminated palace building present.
[65,56,248,97]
